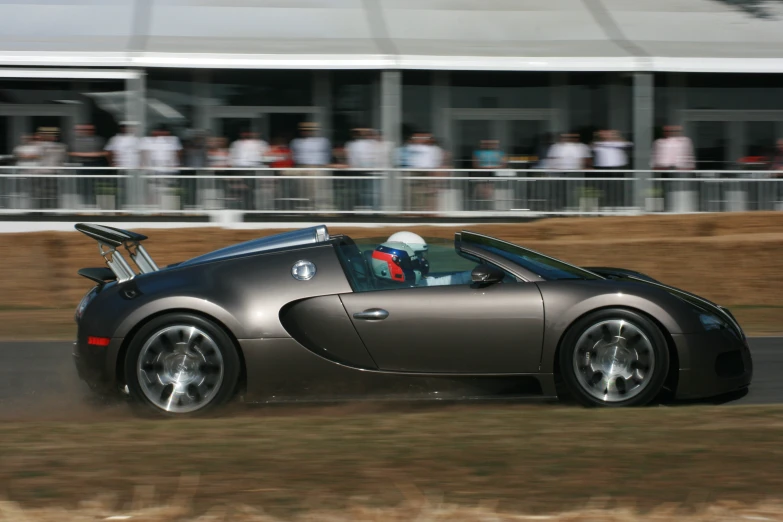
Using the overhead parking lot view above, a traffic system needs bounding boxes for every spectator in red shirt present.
[268,137,296,210]
[268,137,294,169]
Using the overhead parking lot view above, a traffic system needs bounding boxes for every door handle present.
[353,308,389,320]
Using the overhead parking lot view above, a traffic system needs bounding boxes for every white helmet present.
[387,231,428,255]
[386,231,429,276]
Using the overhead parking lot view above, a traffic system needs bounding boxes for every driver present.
[375,231,473,287]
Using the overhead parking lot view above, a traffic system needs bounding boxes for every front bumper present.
[672,329,753,400]
[72,333,124,395]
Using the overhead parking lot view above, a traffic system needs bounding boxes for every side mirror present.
[471,264,505,285]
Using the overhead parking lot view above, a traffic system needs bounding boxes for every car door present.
[339,282,544,374]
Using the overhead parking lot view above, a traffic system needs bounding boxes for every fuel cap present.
[291,260,316,281]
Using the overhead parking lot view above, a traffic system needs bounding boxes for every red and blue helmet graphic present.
[371,243,425,283]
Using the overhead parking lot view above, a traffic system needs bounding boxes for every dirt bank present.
[0,212,781,338]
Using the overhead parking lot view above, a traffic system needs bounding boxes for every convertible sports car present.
[72,223,752,416]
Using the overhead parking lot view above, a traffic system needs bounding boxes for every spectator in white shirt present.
[105,124,140,169]
[545,133,592,211]
[14,134,41,168]
[291,123,331,167]
[140,128,182,172]
[229,131,269,168]
[290,122,332,210]
[345,128,376,170]
[343,128,374,210]
[407,133,443,171]
[139,127,183,207]
[405,132,443,211]
[652,125,695,172]
[592,129,633,208]
[547,133,592,171]
[593,130,632,170]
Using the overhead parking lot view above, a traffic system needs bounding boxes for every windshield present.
[460,233,602,281]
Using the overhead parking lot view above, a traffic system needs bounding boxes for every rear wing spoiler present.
[75,223,159,283]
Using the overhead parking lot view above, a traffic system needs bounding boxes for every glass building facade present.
[2,69,782,171]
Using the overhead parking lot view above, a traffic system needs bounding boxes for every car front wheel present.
[125,313,240,416]
[559,309,670,407]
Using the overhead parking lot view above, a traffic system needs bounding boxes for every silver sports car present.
[72,223,752,416]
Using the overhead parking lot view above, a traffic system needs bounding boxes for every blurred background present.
[1,0,783,219]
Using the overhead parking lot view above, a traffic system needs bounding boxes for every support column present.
[381,70,402,211]
[633,72,654,210]
[729,121,744,166]
[551,72,569,135]
[125,70,146,209]
[608,73,630,135]
[73,81,91,125]
[667,72,686,127]
[313,71,332,142]
[371,74,381,131]
[431,71,450,148]
[193,69,211,132]
[10,115,28,150]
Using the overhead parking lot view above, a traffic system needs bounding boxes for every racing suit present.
[420,271,473,287]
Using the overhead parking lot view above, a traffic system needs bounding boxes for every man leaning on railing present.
[69,124,107,210]
[290,122,332,211]
[104,123,140,210]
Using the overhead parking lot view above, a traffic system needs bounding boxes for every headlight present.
[699,312,729,331]
[699,311,745,340]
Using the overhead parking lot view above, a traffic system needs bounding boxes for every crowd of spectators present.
[8,120,783,211]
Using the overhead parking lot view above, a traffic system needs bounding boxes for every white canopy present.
[0,0,782,72]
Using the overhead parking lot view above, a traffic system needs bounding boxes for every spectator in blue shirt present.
[471,140,506,209]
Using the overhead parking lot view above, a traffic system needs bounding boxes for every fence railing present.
[0,166,781,217]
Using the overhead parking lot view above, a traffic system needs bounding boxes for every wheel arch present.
[115,308,247,396]
[551,305,679,399]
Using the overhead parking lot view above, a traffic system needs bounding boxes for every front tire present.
[124,313,240,416]
[559,308,669,407]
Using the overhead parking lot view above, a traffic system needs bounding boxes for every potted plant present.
[645,187,664,212]
[95,181,117,210]
[577,186,602,212]
[160,185,182,211]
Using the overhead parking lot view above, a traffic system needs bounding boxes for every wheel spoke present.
[600,323,613,342]
[158,332,176,353]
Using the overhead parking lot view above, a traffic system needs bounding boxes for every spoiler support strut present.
[76,223,159,283]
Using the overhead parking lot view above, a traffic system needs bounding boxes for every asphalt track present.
[0,338,780,420]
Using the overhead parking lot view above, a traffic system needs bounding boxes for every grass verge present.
[2,405,783,517]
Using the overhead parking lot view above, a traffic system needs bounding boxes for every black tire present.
[124,312,241,417]
[558,308,670,408]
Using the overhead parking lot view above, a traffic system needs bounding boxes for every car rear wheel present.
[124,313,240,416]
[559,309,669,407]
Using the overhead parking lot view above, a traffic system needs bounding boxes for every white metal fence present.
[0,166,781,217]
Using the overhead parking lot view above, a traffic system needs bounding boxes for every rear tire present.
[558,308,669,407]
[124,313,240,417]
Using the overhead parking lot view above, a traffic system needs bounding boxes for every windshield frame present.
[456,231,605,282]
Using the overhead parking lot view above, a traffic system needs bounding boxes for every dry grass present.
[7,490,783,522]
[3,406,783,517]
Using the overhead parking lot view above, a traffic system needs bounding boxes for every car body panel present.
[671,330,753,399]
[279,295,378,369]
[535,279,709,373]
[339,284,544,373]
[240,338,553,402]
[80,243,352,342]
